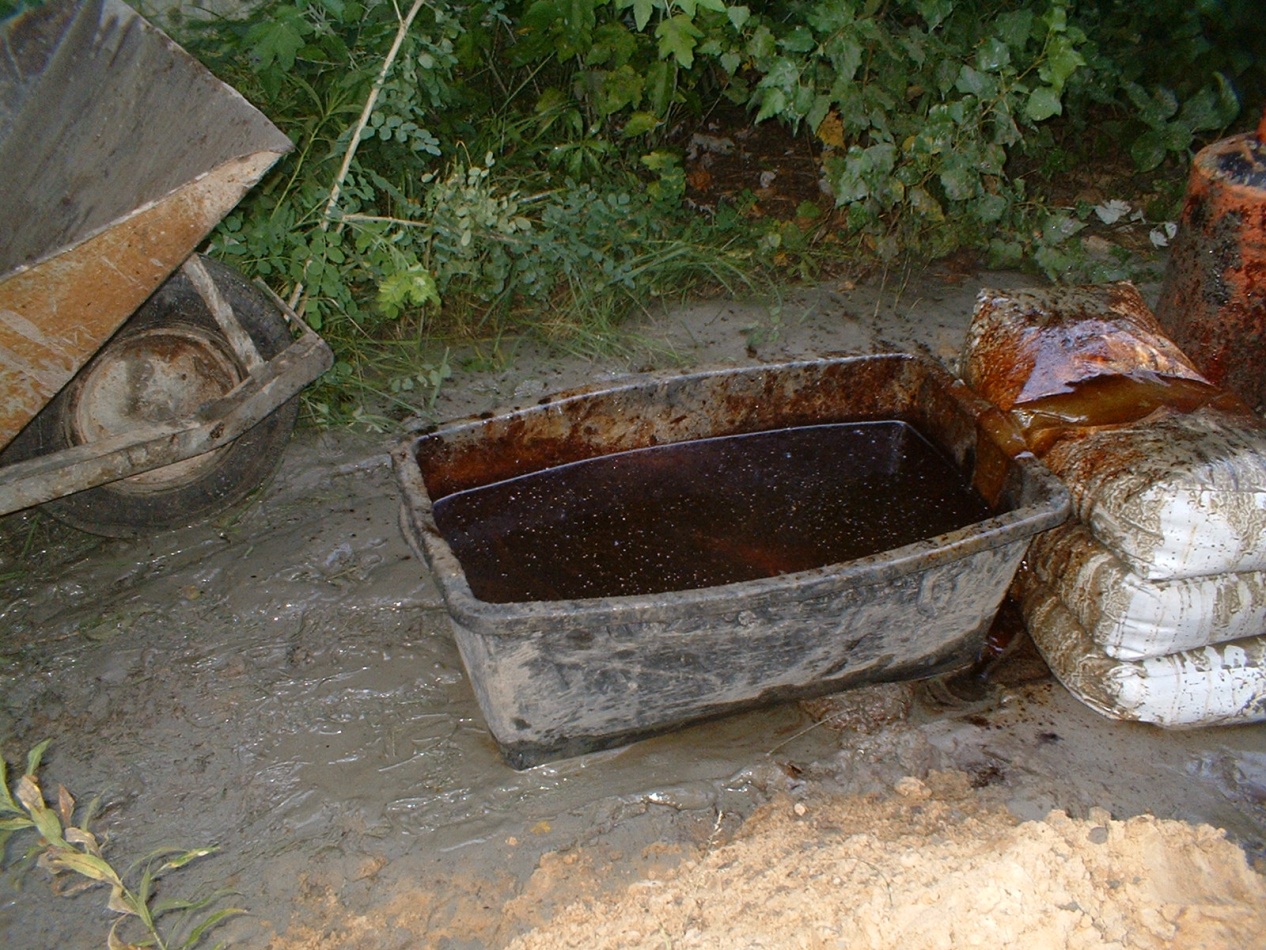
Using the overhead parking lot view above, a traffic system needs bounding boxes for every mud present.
[1,265,1265,948]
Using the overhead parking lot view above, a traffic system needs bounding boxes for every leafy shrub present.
[733,1,1093,262]
[166,0,1262,413]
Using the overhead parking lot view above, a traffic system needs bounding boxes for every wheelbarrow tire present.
[33,256,300,537]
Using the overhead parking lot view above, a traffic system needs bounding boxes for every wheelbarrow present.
[0,0,333,536]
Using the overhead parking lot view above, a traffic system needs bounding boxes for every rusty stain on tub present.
[416,359,911,500]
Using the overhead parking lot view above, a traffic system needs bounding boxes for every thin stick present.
[765,716,828,756]
[288,0,427,312]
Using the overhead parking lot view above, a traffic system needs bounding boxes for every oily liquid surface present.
[432,421,993,604]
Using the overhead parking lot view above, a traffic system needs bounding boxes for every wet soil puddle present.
[4,274,1266,948]
[432,422,992,602]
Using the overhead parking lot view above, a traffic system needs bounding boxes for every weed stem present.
[289,0,427,313]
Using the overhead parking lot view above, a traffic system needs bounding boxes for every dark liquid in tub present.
[431,421,993,603]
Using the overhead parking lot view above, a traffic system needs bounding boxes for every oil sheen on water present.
[432,421,992,603]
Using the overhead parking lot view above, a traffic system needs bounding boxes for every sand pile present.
[508,770,1266,950]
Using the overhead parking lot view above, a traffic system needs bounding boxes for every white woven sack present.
[1027,521,1266,660]
[1017,574,1266,728]
[1039,406,1266,580]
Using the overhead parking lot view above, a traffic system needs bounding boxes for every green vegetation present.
[164,0,1263,417]
[0,740,241,949]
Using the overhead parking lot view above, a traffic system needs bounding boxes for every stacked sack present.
[962,282,1266,727]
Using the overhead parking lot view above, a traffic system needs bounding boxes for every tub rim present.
[392,352,1070,635]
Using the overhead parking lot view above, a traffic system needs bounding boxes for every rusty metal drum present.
[1156,111,1266,413]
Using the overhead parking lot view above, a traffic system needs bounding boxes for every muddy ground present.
[2,265,1266,948]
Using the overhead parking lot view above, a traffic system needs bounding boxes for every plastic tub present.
[393,354,1069,767]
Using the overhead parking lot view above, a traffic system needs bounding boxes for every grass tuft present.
[0,742,243,950]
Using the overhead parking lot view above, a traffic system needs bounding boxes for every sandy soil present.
[510,771,1266,950]
[2,266,1265,949]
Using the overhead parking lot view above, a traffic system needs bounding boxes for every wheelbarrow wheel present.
[32,256,300,537]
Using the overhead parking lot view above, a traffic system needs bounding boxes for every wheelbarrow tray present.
[0,0,329,513]
[393,354,1071,768]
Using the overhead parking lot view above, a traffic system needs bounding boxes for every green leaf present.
[0,756,14,813]
[988,236,1025,268]
[1025,86,1062,121]
[1177,74,1240,133]
[939,152,979,201]
[25,740,51,779]
[564,0,598,34]
[994,10,1034,50]
[791,84,816,118]
[1034,243,1077,280]
[304,304,324,333]
[622,111,661,136]
[534,86,569,115]
[150,896,197,916]
[805,93,832,139]
[522,0,562,34]
[182,907,247,949]
[160,847,216,872]
[378,266,441,318]
[1043,4,1067,33]
[825,35,863,81]
[645,59,675,114]
[631,0,654,32]
[1130,128,1180,172]
[726,5,750,31]
[976,36,1011,72]
[640,150,677,174]
[656,14,703,68]
[46,849,119,885]
[955,65,996,99]
[1041,212,1085,245]
[245,8,308,72]
[588,22,639,67]
[598,64,645,115]
[779,26,815,54]
[973,192,1009,223]
[1127,83,1180,127]
[916,0,954,31]
[1039,35,1084,92]
[754,86,788,124]
[155,886,237,919]
[907,186,945,221]
[746,24,777,60]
